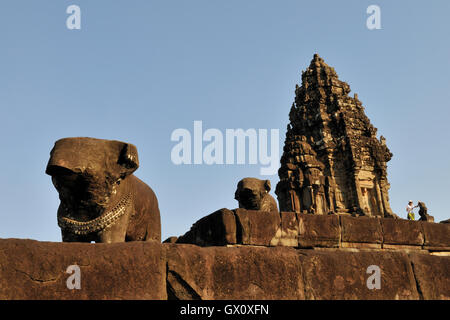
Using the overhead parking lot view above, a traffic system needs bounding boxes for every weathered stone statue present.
[46,137,161,243]
[418,202,434,222]
[276,54,397,218]
[235,178,278,213]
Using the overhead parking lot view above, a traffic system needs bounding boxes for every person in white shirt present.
[406,200,418,220]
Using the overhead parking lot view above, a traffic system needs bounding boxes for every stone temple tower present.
[275,54,395,218]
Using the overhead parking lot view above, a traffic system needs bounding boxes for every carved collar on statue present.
[58,193,133,235]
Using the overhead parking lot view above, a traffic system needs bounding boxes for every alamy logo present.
[66,265,81,290]
[170,121,279,175]
[366,265,381,290]
[66,5,81,30]
[366,5,381,30]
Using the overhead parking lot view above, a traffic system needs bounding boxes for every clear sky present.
[1,0,449,242]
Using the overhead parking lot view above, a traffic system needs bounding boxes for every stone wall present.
[177,209,450,253]
[1,212,448,300]
[0,239,166,300]
[0,238,448,300]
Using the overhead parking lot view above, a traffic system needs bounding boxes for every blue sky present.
[0,0,449,241]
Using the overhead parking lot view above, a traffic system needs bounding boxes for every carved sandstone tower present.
[275,54,395,218]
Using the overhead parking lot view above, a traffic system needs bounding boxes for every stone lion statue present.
[46,137,161,243]
[418,201,434,222]
[234,178,278,213]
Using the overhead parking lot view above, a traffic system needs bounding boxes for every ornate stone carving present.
[46,137,161,243]
[276,54,396,218]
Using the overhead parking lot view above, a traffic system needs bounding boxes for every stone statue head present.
[46,137,139,220]
[234,177,272,210]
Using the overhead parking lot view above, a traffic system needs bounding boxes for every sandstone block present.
[165,244,305,300]
[300,250,420,300]
[0,239,166,300]
[234,208,281,246]
[381,218,424,246]
[341,216,383,244]
[408,253,450,299]
[270,211,298,247]
[298,213,340,248]
[177,208,237,246]
[419,221,450,249]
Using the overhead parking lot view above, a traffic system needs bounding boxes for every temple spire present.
[275,54,395,218]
